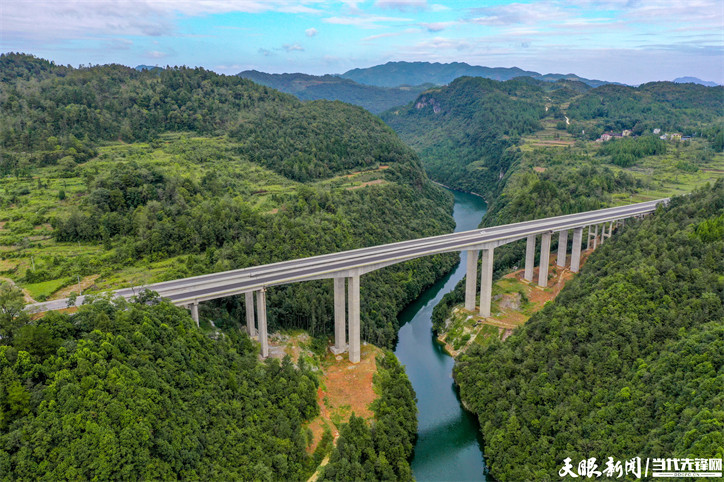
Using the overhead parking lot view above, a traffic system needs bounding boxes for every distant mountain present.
[135,64,163,72]
[341,61,612,88]
[673,76,719,87]
[237,70,431,114]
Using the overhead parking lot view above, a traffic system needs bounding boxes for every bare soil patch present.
[305,344,381,453]
[50,274,100,300]
[346,179,387,190]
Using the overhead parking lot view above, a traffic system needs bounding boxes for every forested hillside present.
[384,75,723,277]
[454,181,724,481]
[566,82,724,141]
[0,52,457,348]
[0,293,320,479]
[341,61,610,88]
[381,76,546,199]
[237,70,430,114]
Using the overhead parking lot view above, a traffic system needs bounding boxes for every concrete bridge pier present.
[332,278,347,354]
[557,230,568,268]
[190,302,199,327]
[256,289,269,358]
[479,248,494,318]
[571,227,583,273]
[524,235,536,282]
[245,292,256,337]
[465,249,479,310]
[593,224,599,249]
[538,232,551,287]
[347,275,361,364]
[586,226,593,250]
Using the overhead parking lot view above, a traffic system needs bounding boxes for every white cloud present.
[467,2,566,26]
[374,0,427,10]
[282,43,304,52]
[306,27,318,37]
[362,28,419,41]
[0,0,326,40]
[420,21,457,32]
[323,15,412,29]
[147,50,168,58]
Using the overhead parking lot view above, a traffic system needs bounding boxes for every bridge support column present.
[538,232,551,287]
[557,230,568,268]
[465,249,478,311]
[245,292,256,337]
[593,224,599,249]
[256,289,269,358]
[190,302,199,327]
[333,278,347,354]
[348,275,361,364]
[524,235,536,282]
[571,227,583,273]
[586,226,593,250]
[479,248,494,318]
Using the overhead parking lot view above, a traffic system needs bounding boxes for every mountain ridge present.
[341,60,614,88]
[674,76,719,87]
[236,69,431,114]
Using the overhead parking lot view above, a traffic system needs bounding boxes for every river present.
[394,189,489,481]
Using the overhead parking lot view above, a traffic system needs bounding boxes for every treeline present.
[320,352,417,480]
[597,135,667,167]
[454,181,724,481]
[237,70,430,114]
[382,76,546,199]
[0,53,420,182]
[1,53,459,348]
[474,146,644,280]
[566,82,724,141]
[0,292,320,479]
[9,137,455,347]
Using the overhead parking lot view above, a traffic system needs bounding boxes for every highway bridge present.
[28,199,667,363]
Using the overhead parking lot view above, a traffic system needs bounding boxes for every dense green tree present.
[0,283,28,343]
[454,181,724,481]
[0,297,320,479]
[0,53,459,348]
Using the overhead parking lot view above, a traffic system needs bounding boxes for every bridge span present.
[28,199,667,363]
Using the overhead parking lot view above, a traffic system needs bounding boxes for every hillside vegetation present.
[341,61,610,88]
[454,181,724,481]
[384,75,723,276]
[237,70,430,114]
[0,52,457,348]
[0,295,320,479]
[382,76,546,199]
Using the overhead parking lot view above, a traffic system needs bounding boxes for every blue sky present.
[1,0,722,84]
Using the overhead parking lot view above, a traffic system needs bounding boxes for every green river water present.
[394,189,490,481]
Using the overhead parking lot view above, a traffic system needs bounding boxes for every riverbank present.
[430,180,488,203]
[436,247,596,358]
[394,189,490,481]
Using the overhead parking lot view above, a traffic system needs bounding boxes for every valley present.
[1,52,722,481]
